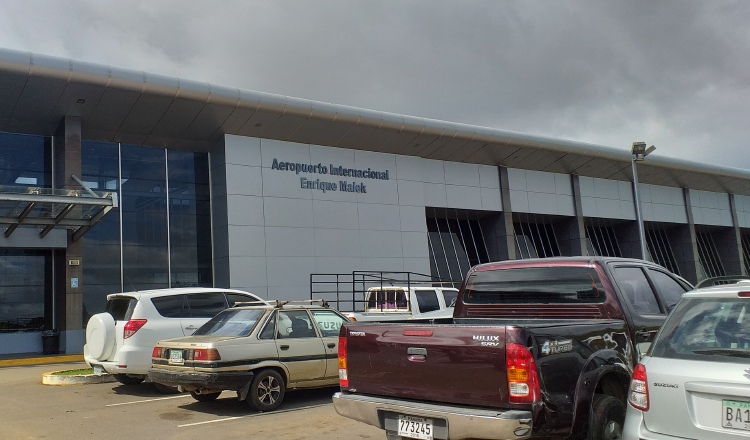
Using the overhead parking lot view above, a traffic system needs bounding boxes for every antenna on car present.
[124,273,138,292]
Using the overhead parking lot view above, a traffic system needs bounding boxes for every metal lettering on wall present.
[271,158,390,194]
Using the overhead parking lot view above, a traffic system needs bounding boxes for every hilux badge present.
[473,335,500,347]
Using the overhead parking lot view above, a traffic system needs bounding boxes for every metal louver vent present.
[645,227,680,276]
[742,231,750,275]
[513,220,560,259]
[585,224,622,257]
[696,231,725,279]
[426,208,491,285]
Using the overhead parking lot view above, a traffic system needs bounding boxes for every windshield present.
[463,267,605,304]
[651,297,750,362]
[193,309,266,337]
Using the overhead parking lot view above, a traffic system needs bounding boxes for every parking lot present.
[2,362,383,440]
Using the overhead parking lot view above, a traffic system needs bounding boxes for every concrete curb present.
[42,370,117,386]
[0,355,84,368]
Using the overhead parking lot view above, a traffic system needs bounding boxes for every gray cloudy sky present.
[1,1,748,170]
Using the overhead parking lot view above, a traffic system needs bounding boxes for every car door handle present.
[185,325,198,330]
[280,345,290,350]
[327,343,336,348]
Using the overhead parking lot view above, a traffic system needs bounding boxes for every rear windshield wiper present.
[691,348,750,358]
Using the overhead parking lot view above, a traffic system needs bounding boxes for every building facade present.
[1,48,749,355]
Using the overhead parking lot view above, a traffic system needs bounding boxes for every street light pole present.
[631,142,656,261]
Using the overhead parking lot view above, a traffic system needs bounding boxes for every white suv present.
[84,288,263,391]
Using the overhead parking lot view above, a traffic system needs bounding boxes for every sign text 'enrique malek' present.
[271,158,390,194]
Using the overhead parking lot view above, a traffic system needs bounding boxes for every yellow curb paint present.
[0,355,83,368]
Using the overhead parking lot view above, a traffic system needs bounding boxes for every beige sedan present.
[148,302,348,411]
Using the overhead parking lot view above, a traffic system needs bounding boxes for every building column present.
[498,167,516,260]
[53,116,83,350]
[724,193,747,276]
[676,189,700,284]
[566,175,587,256]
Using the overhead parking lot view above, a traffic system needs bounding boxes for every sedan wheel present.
[248,369,285,411]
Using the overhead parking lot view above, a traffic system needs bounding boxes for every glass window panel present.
[415,290,440,313]
[121,145,168,291]
[185,293,227,318]
[151,295,186,318]
[310,310,346,338]
[81,141,121,323]
[0,132,51,188]
[0,250,48,331]
[613,266,663,315]
[167,151,212,287]
[647,269,689,311]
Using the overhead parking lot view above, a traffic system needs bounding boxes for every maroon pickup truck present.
[332,257,692,440]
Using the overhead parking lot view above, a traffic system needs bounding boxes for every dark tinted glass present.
[613,266,662,314]
[651,298,750,362]
[648,269,688,310]
[463,267,605,304]
[121,145,168,291]
[151,295,186,318]
[0,250,49,331]
[105,297,136,321]
[185,293,227,318]
[415,290,440,313]
[442,290,458,308]
[81,141,121,324]
[168,151,212,287]
[0,132,50,187]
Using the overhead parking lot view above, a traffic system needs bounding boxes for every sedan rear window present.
[651,298,750,362]
[193,309,265,337]
[463,267,605,304]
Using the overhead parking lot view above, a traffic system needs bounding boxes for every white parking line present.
[177,403,331,428]
[106,394,191,407]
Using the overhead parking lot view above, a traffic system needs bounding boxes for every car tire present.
[588,394,625,440]
[190,390,221,402]
[247,369,285,412]
[86,313,116,361]
[113,374,145,386]
[154,382,181,394]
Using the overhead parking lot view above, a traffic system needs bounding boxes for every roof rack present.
[232,299,330,309]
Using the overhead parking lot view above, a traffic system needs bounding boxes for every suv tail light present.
[338,336,348,388]
[506,343,540,404]
[628,363,649,411]
[123,319,147,339]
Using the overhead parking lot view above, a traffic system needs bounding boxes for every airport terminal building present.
[1,47,750,355]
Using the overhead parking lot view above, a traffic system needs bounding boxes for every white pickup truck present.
[343,285,458,322]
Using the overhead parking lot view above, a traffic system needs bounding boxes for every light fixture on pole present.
[631,142,656,260]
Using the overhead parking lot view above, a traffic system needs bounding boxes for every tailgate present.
[343,324,509,408]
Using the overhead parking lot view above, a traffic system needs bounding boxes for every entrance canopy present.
[0,181,117,242]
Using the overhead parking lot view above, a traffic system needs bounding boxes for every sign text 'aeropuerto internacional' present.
[270,158,390,194]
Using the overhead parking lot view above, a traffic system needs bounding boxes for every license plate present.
[398,415,433,440]
[93,365,104,376]
[169,349,184,364]
[723,399,750,431]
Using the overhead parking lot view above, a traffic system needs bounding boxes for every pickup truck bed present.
[334,257,694,440]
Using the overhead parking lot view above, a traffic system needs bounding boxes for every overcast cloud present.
[0,0,748,169]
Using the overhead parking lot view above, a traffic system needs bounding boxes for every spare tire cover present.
[86,313,116,361]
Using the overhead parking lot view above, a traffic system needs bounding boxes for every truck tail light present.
[123,319,147,339]
[506,343,540,404]
[628,363,649,411]
[193,348,221,361]
[338,336,348,388]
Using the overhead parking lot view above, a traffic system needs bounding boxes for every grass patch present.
[52,368,94,376]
